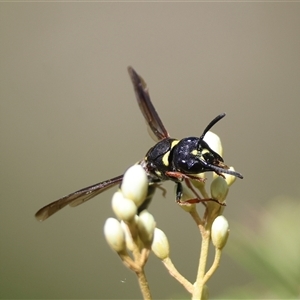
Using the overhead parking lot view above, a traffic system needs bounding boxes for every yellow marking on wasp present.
[191,149,198,156]
[191,148,210,157]
[162,140,179,166]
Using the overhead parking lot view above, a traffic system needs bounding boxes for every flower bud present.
[151,228,170,260]
[104,218,126,253]
[210,177,229,203]
[211,215,229,249]
[121,165,148,207]
[203,131,223,157]
[112,191,137,222]
[137,210,156,245]
[191,178,208,199]
[179,202,197,213]
[120,220,135,251]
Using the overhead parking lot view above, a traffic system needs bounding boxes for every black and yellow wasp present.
[35,67,243,221]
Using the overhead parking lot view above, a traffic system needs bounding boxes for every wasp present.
[35,67,243,221]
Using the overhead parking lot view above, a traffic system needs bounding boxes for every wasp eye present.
[203,148,224,164]
[202,151,217,164]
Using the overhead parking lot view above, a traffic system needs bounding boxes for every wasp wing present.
[36,67,166,221]
[128,66,170,141]
[35,175,123,221]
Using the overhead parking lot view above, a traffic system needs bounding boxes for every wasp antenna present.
[210,164,243,179]
[199,113,226,142]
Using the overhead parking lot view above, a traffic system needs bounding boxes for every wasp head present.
[196,113,243,179]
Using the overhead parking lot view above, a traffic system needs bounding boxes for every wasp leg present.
[174,180,204,207]
[174,181,204,208]
[165,171,207,183]
[175,179,226,207]
[185,197,226,206]
[175,182,183,202]
[174,180,202,203]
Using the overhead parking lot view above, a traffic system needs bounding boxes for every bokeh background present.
[1,2,300,299]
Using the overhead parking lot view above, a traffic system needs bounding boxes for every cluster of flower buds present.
[103,165,170,263]
[103,131,240,299]
[180,131,238,252]
[205,131,236,249]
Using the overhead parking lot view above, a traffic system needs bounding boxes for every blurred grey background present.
[1,2,300,299]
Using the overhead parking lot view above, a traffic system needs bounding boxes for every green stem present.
[192,229,210,300]
[203,248,222,284]
[162,257,193,294]
[137,270,152,300]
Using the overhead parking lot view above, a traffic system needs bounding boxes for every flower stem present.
[192,228,210,299]
[136,270,152,300]
[203,248,222,283]
[162,257,193,294]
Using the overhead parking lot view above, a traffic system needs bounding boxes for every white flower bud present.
[151,228,170,260]
[137,210,156,245]
[211,215,229,249]
[210,177,229,203]
[121,165,148,207]
[104,218,126,253]
[203,131,223,157]
[179,202,197,213]
[120,220,135,251]
[112,191,137,222]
